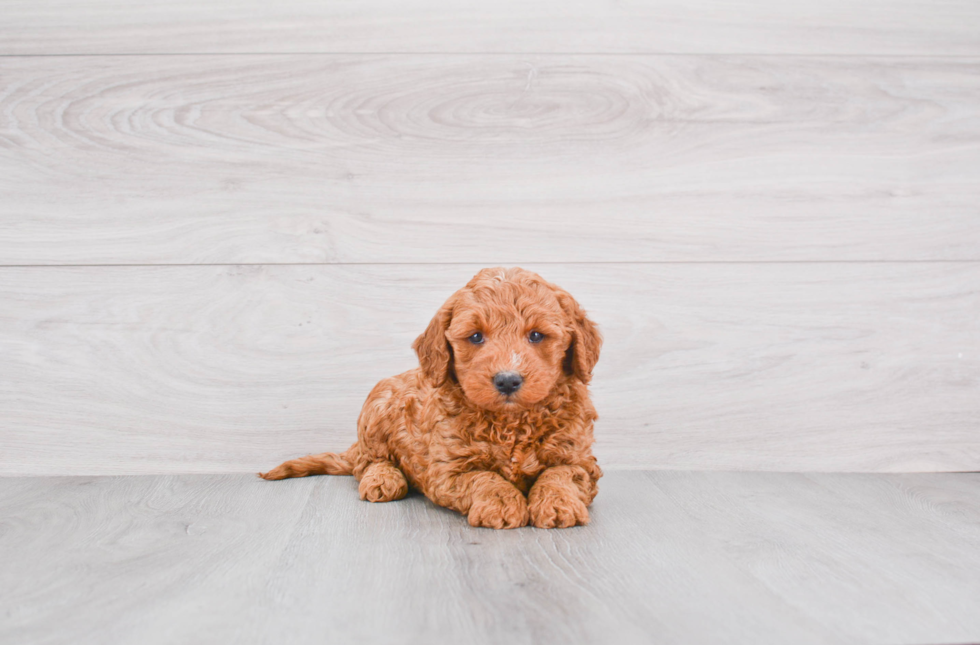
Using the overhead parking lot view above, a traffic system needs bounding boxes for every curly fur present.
[260,267,603,529]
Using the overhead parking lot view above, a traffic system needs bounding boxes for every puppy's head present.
[413,267,601,411]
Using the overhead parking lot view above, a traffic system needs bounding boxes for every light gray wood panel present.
[1,471,979,644]
[2,0,980,55]
[0,263,977,475]
[2,55,979,264]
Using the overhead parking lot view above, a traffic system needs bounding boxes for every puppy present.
[261,267,602,529]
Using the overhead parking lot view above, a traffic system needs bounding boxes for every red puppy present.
[261,267,602,529]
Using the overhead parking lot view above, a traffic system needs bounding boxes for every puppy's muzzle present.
[493,371,523,395]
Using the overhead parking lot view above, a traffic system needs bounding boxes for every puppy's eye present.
[528,331,544,343]
[468,332,484,344]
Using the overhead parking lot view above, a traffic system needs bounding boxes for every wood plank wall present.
[1,1,978,475]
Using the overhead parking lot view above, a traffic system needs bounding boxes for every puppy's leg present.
[358,461,409,502]
[528,465,597,528]
[430,471,529,529]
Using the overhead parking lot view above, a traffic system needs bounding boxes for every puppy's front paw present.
[528,485,590,529]
[467,486,529,529]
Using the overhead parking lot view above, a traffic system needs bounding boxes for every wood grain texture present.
[0,263,977,475]
[2,55,979,264]
[2,0,980,55]
[1,471,979,644]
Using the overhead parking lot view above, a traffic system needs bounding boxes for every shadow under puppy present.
[261,267,603,529]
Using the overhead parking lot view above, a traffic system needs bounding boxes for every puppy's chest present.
[490,436,548,493]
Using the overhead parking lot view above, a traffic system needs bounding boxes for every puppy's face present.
[414,268,601,412]
[447,285,568,410]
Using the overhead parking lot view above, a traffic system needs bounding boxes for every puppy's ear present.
[556,289,602,384]
[412,297,456,386]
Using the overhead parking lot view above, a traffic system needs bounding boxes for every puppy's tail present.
[259,443,359,480]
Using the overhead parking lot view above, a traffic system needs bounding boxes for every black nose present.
[493,371,523,395]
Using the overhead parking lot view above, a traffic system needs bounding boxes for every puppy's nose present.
[493,371,523,395]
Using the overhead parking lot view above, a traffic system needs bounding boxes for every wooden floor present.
[2,470,979,645]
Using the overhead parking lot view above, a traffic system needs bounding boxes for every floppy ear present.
[412,297,456,386]
[556,290,602,384]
